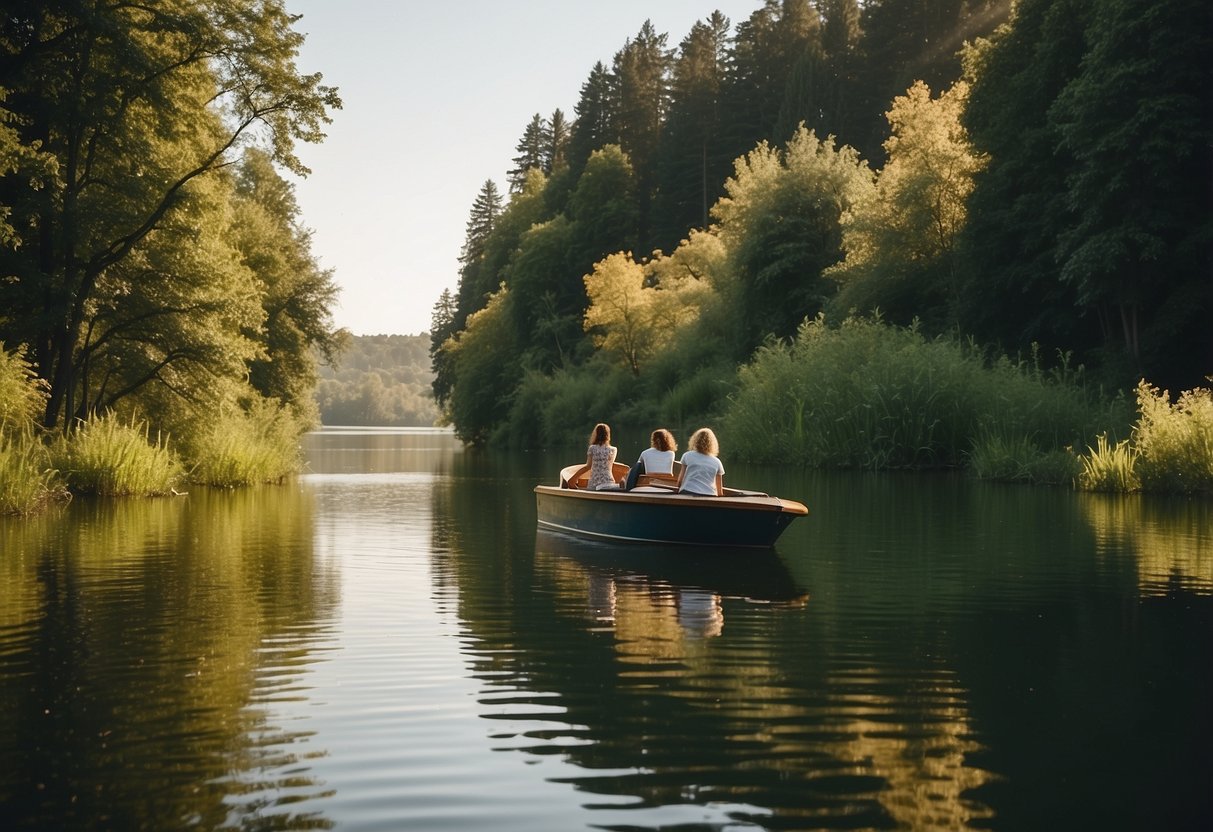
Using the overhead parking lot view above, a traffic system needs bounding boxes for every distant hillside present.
[316,333,440,426]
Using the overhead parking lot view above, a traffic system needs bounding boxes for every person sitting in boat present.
[567,422,619,490]
[676,427,724,496]
[623,428,677,490]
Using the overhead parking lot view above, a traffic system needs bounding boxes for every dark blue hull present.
[534,486,805,548]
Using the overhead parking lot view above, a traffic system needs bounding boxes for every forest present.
[315,334,438,426]
[0,0,343,508]
[430,0,1211,489]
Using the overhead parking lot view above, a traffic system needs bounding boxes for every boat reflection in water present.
[534,529,808,639]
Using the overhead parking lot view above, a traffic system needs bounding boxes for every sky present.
[285,0,766,336]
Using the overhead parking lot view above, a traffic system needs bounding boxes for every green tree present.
[568,61,618,177]
[430,288,457,409]
[1050,0,1213,386]
[957,0,1095,357]
[232,148,344,422]
[543,108,570,174]
[453,179,504,330]
[854,0,1008,162]
[714,127,871,352]
[507,215,579,371]
[830,81,984,328]
[653,12,733,250]
[722,0,821,162]
[0,0,340,430]
[612,20,671,250]
[567,145,638,274]
[445,288,519,445]
[508,113,546,192]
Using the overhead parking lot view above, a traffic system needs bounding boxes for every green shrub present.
[1133,381,1213,494]
[54,414,181,496]
[725,315,1124,471]
[182,399,303,487]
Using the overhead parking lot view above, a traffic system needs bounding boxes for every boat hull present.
[534,485,806,548]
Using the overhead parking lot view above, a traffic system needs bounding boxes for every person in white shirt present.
[638,428,676,475]
[676,427,724,496]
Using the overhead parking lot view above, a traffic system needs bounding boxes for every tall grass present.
[724,315,1125,475]
[1077,381,1213,494]
[53,414,181,496]
[0,343,47,428]
[182,399,303,486]
[0,424,66,514]
[1077,433,1139,492]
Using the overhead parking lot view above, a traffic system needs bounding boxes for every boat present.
[533,462,808,548]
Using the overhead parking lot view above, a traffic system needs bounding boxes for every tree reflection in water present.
[0,487,339,831]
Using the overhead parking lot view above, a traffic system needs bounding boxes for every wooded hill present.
[430,0,1211,447]
[316,334,439,427]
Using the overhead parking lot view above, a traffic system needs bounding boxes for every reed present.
[53,414,181,496]
[1077,433,1139,492]
[0,343,47,429]
[183,400,302,487]
[0,424,66,514]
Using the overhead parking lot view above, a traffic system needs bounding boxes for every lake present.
[1,427,1209,830]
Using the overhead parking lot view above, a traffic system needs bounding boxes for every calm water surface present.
[1,427,1210,830]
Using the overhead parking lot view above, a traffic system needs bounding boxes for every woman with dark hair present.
[567,423,618,490]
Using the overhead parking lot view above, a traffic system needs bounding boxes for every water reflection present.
[534,529,808,637]
[0,488,338,831]
[1,431,1209,831]
[1080,492,1213,596]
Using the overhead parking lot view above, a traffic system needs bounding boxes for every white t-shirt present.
[638,447,675,475]
[678,450,724,495]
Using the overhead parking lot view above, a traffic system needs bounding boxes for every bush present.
[1132,381,1213,494]
[724,315,1124,473]
[53,414,181,496]
[181,399,303,487]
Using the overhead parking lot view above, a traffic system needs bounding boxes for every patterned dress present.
[587,443,617,490]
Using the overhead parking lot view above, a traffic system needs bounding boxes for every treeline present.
[0,2,343,509]
[431,0,1212,458]
[316,334,439,426]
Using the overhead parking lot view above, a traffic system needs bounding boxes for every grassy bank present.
[0,343,307,514]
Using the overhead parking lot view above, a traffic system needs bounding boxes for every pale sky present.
[285,0,765,336]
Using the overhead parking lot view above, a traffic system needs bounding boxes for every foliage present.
[180,399,303,487]
[714,127,872,352]
[0,426,63,515]
[1132,382,1213,494]
[582,250,709,376]
[959,0,1212,389]
[829,81,985,328]
[233,148,345,425]
[724,316,1124,472]
[444,289,520,445]
[1077,433,1140,493]
[317,334,437,427]
[0,1,340,431]
[0,343,46,430]
[52,414,181,497]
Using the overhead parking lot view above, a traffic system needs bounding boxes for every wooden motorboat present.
[533,463,808,548]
